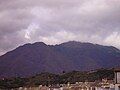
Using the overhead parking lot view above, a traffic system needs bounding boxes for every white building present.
[114,69,120,90]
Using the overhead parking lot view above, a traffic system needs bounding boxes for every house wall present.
[116,72,120,84]
[115,84,120,90]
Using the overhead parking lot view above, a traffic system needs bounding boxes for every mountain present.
[0,41,120,77]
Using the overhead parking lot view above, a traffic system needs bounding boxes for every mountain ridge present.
[0,41,120,77]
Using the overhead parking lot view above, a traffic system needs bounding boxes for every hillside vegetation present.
[0,69,114,89]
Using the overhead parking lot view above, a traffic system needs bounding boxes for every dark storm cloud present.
[0,0,120,55]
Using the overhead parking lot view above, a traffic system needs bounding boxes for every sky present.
[0,0,120,55]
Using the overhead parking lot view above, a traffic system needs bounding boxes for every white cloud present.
[39,36,59,45]
[24,23,40,40]
[55,30,76,41]
[38,30,76,45]
[104,32,120,48]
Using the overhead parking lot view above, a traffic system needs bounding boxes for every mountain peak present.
[58,41,94,48]
[19,42,47,49]
[0,41,120,77]
[33,42,46,46]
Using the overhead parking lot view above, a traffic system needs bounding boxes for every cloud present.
[24,23,40,39]
[0,0,120,55]
[40,30,76,45]
[104,32,120,47]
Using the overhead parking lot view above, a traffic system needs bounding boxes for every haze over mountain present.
[0,41,120,77]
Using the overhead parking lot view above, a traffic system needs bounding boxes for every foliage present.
[0,69,114,89]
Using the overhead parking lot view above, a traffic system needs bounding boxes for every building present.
[114,68,120,90]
